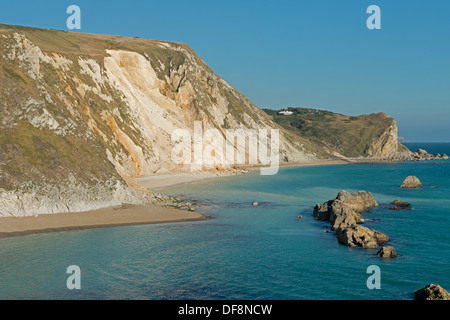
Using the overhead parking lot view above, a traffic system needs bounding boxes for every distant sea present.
[403,142,450,155]
[1,143,449,300]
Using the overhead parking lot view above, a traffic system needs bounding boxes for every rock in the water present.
[313,201,332,221]
[312,190,388,249]
[252,201,258,206]
[388,200,410,210]
[392,200,410,207]
[400,176,423,189]
[329,202,363,231]
[417,149,428,156]
[408,148,446,161]
[414,284,450,300]
[313,190,377,224]
[377,246,397,258]
[336,225,389,249]
[335,190,379,213]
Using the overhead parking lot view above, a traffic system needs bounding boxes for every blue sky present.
[1,0,449,141]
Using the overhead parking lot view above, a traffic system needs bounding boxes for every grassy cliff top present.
[0,24,212,79]
[263,107,396,157]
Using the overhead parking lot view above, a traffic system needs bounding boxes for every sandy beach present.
[138,159,351,189]
[0,159,350,238]
[0,204,206,238]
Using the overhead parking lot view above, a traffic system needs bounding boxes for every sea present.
[1,142,449,300]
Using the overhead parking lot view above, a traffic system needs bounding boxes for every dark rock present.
[392,200,410,208]
[335,190,379,212]
[388,200,411,210]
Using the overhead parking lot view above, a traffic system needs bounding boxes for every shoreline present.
[0,157,402,239]
[137,158,352,190]
[0,204,207,239]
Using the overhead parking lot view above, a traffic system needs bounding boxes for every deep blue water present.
[403,142,450,155]
[1,143,449,300]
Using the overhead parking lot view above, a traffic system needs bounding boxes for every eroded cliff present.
[0,25,318,216]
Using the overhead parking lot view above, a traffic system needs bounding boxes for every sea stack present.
[400,176,423,189]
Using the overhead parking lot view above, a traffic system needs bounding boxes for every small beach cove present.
[1,149,449,299]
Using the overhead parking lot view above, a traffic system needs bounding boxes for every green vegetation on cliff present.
[263,107,401,158]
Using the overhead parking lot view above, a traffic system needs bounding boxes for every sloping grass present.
[264,108,395,157]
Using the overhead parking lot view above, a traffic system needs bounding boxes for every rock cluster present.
[313,191,390,250]
[411,149,449,161]
[414,284,450,300]
[400,176,423,189]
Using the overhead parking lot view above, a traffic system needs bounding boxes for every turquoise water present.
[1,143,449,300]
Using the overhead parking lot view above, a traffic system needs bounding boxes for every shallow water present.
[1,143,449,299]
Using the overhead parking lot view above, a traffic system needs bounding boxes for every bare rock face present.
[336,225,389,249]
[312,190,388,250]
[400,176,423,189]
[0,25,319,217]
[377,246,397,258]
[313,201,332,221]
[329,201,363,231]
[415,284,450,300]
[366,118,401,159]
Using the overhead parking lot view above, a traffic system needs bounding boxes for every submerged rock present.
[400,176,423,189]
[377,246,397,258]
[414,284,450,300]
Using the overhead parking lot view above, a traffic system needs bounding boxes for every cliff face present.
[0,25,318,217]
[0,25,410,217]
[366,118,411,159]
